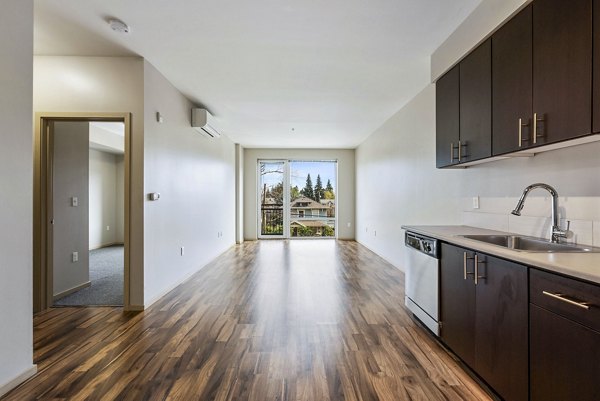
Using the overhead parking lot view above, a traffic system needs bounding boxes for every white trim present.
[0,365,37,398]
[258,159,339,239]
[53,281,91,301]
[143,245,234,308]
[88,242,124,251]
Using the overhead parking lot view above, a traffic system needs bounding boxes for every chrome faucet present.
[511,183,570,243]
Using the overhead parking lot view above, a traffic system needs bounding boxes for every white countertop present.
[401,225,600,285]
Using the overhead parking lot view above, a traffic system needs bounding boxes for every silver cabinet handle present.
[518,118,530,147]
[450,142,455,163]
[463,252,474,280]
[474,254,486,285]
[533,113,544,144]
[542,291,590,310]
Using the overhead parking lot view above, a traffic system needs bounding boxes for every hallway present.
[3,241,490,400]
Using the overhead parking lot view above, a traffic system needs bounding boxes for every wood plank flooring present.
[3,240,492,401]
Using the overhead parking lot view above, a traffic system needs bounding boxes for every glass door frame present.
[257,159,290,239]
[257,159,339,240]
[288,159,338,239]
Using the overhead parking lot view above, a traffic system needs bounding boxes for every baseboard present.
[53,281,91,301]
[143,244,235,309]
[355,239,405,273]
[124,304,144,312]
[0,365,37,398]
[89,242,124,251]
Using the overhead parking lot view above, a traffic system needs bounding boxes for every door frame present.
[33,112,132,311]
[257,159,289,239]
[256,159,338,240]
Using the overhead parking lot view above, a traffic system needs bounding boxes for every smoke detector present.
[108,19,130,34]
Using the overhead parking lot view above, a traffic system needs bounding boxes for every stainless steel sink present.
[460,234,600,253]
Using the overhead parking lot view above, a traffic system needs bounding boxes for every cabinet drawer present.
[530,268,600,332]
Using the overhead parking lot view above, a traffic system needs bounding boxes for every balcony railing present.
[261,204,284,235]
[261,204,336,237]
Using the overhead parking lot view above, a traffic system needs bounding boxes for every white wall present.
[52,121,90,297]
[89,148,124,249]
[143,61,236,306]
[356,85,462,270]
[243,148,355,240]
[428,0,600,245]
[459,142,600,246]
[356,0,600,273]
[34,56,145,307]
[0,0,36,395]
[431,0,529,80]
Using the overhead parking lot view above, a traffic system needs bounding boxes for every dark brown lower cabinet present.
[440,243,528,401]
[530,305,600,401]
[440,244,476,367]
[530,268,600,400]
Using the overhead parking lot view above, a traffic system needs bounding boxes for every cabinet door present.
[533,0,592,144]
[440,243,476,367]
[460,39,492,162]
[475,255,528,401]
[530,305,600,401]
[436,66,460,168]
[492,5,533,155]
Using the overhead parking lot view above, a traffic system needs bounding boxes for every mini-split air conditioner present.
[191,108,221,139]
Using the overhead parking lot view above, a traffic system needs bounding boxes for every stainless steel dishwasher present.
[404,231,440,336]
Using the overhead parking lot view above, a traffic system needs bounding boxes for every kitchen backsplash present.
[461,196,600,247]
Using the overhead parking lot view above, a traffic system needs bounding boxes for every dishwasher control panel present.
[405,232,439,258]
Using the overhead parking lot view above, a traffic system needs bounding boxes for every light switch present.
[472,196,480,209]
[72,252,78,262]
[71,197,78,207]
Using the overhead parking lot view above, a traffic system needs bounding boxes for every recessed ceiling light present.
[108,19,130,34]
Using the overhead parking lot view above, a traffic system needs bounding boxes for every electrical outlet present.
[473,196,480,209]
[180,246,184,256]
[106,225,110,231]
[72,252,78,262]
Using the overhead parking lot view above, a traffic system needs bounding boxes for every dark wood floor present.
[3,240,491,401]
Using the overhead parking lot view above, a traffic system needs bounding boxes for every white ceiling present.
[34,0,481,148]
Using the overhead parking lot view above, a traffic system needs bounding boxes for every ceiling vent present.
[191,108,221,139]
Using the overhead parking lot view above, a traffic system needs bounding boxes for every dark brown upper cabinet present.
[436,0,595,168]
[594,0,600,133]
[492,5,533,155]
[436,66,460,168]
[459,39,492,163]
[533,0,592,144]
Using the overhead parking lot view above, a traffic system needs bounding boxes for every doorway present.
[34,113,131,311]
[258,160,337,239]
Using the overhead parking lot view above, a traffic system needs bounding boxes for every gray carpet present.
[55,245,124,306]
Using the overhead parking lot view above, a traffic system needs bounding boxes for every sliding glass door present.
[258,160,337,239]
